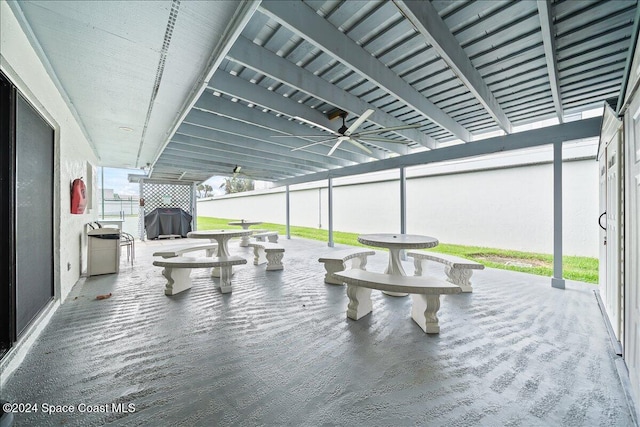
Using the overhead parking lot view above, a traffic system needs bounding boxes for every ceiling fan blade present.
[271,134,331,138]
[348,138,373,154]
[291,137,336,152]
[355,123,421,136]
[327,137,347,156]
[355,136,407,143]
[293,116,339,135]
[345,109,374,136]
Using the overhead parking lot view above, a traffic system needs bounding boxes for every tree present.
[197,184,214,198]
[220,177,254,194]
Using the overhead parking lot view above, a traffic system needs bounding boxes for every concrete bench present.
[318,249,376,285]
[407,251,485,293]
[247,241,284,270]
[153,243,219,259]
[152,256,247,295]
[252,231,279,243]
[333,270,461,334]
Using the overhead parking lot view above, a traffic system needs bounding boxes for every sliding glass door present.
[0,71,54,358]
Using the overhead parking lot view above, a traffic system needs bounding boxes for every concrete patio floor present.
[2,236,636,426]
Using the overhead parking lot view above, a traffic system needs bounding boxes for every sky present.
[99,167,142,196]
[100,167,227,197]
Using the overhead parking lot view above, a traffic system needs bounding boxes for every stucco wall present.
[2,2,99,301]
[198,159,599,257]
[404,160,598,255]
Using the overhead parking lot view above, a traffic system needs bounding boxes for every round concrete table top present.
[187,229,253,239]
[357,233,438,250]
[228,221,263,227]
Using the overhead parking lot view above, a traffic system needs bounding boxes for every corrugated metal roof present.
[10,0,638,183]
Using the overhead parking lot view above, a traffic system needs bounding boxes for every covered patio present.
[3,1,640,425]
[3,237,633,426]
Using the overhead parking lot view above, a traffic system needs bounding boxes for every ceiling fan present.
[219,165,252,189]
[230,165,253,179]
[273,109,421,156]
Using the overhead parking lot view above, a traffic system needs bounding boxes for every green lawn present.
[197,216,599,284]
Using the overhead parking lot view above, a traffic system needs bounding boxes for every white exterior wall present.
[291,188,321,228]
[407,165,553,251]
[198,159,599,257]
[1,2,99,302]
[622,30,640,417]
[333,180,401,233]
[406,160,598,255]
[197,190,285,226]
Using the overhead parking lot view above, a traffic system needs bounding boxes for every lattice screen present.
[138,181,195,240]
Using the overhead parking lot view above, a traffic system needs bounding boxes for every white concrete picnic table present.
[357,233,439,296]
[228,220,263,246]
[187,229,253,276]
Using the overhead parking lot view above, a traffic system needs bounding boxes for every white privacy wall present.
[333,179,401,233]
[198,159,599,257]
[406,161,598,256]
[197,190,285,225]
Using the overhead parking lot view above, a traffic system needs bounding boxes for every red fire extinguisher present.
[71,178,87,214]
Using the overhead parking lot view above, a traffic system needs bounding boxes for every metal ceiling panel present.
[10,0,638,184]
[13,0,246,171]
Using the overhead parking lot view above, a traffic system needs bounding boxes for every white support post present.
[191,182,198,231]
[400,167,407,261]
[318,187,322,228]
[552,140,565,289]
[400,167,407,234]
[285,185,291,240]
[138,179,145,241]
[327,178,334,248]
[328,178,334,247]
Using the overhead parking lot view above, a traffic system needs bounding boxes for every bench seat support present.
[318,249,376,285]
[408,251,484,293]
[335,269,460,334]
[153,256,247,295]
[253,231,279,243]
[248,242,284,270]
[162,266,193,296]
[411,294,442,333]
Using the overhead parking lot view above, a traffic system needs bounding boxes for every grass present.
[197,216,599,284]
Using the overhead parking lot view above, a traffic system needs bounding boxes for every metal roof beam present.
[163,143,318,176]
[154,157,291,181]
[258,1,471,142]
[168,140,324,175]
[171,131,332,172]
[537,0,564,123]
[394,0,513,134]
[273,117,602,187]
[179,113,356,168]
[155,153,292,180]
[192,94,381,161]
[208,71,410,155]
[228,37,437,149]
[616,4,640,115]
[151,0,260,169]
